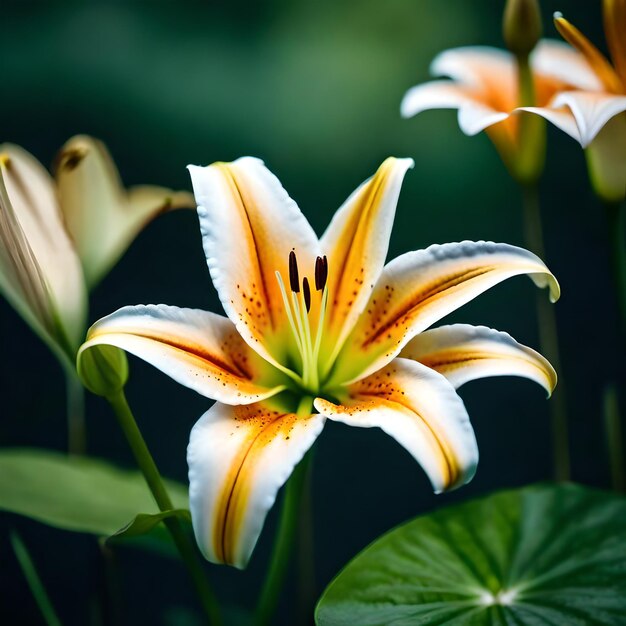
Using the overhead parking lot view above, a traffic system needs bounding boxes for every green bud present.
[503,0,543,57]
[77,344,129,397]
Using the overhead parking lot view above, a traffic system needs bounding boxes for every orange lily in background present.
[401,40,597,180]
[80,156,559,568]
[521,5,626,201]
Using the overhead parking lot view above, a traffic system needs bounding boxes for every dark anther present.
[303,277,311,312]
[289,250,300,293]
[315,256,324,291]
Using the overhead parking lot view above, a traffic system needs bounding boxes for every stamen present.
[315,255,329,291]
[289,250,300,293]
[303,278,311,312]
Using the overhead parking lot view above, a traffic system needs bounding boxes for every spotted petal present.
[79,305,284,404]
[400,324,556,396]
[188,158,320,368]
[330,241,559,385]
[0,144,87,356]
[319,157,414,363]
[188,401,325,568]
[56,135,194,288]
[316,358,478,493]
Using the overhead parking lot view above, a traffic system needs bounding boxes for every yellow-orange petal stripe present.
[400,324,557,396]
[188,158,320,368]
[315,358,477,493]
[554,14,623,94]
[603,0,626,88]
[188,402,325,568]
[330,241,559,386]
[80,304,285,405]
[319,157,414,362]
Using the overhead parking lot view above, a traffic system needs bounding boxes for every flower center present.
[275,250,329,394]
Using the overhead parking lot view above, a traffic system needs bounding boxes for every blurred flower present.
[80,157,558,568]
[521,6,626,201]
[401,40,597,180]
[0,137,193,365]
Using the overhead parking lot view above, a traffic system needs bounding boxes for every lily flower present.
[400,40,598,179]
[79,157,559,568]
[520,5,626,201]
[0,136,193,365]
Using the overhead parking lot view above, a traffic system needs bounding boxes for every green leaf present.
[316,483,626,626]
[109,509,191,540]
[0,448,188,537]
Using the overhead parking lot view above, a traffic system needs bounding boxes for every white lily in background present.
[79,156,558,568]
[401,40,598,178]
[0,136,193,366]
[520,5,626,201]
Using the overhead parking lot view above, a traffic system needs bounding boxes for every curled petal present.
[79,305,284,404]
[56,135,194,288]
[188,158,319,368]
[0,144,86,355]
[316,358,478,493]
[553,14,623,94]
[400,324,557,396]
[320,157,414,360]
[330,241,559,385]
[188,402,325,568]
[521,91,626,147]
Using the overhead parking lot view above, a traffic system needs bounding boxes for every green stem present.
[296,449,316,624]
[522,184,570,481]
[604,200,626,341]
[66,370,86,455]
[603,383,625,493]
[11,531,62,626]
[106,391,221,625]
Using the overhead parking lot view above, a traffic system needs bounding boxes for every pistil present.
[276,251,330,393]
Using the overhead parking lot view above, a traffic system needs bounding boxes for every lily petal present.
[56,135,194,288]
[188,158,320,368]
[330,241,559,385]
[532,39,604,91]
[320,157,414,360]
[604,0,626,86]
[401,80,510,135]
[0,144,87,355]
[400,324,557,396]
[188,401,325,568]
[522,91,626,147]
[79,304,285,404]
[554,13,623,94]
[316,358,477,493]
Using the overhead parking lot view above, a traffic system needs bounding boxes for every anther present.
[303,277,311,312]
[289,250,300,293]
[315,255,329,291]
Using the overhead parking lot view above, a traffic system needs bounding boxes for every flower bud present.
[78,344,128,397]
[503,0,543,57]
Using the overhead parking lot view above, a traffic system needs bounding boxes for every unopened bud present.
[503,0,543,57]
[78,344,129,397]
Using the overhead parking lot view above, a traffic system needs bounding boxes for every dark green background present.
[0,1,620,624]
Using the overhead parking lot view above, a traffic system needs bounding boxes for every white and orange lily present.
[521,5,626,201]
[79,157,559,568]
[0,136,192,366]
[400,40,598,178]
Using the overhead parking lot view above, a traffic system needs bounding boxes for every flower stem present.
[66,370,86,455]
[604,200,626,340]
[255,398,315,626]
[105,390,221,625]
[522,184,570,481]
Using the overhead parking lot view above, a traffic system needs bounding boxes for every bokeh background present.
[0,1,621,624]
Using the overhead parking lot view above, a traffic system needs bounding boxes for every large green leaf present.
[316,483,626,626]
[0,448,189,537]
